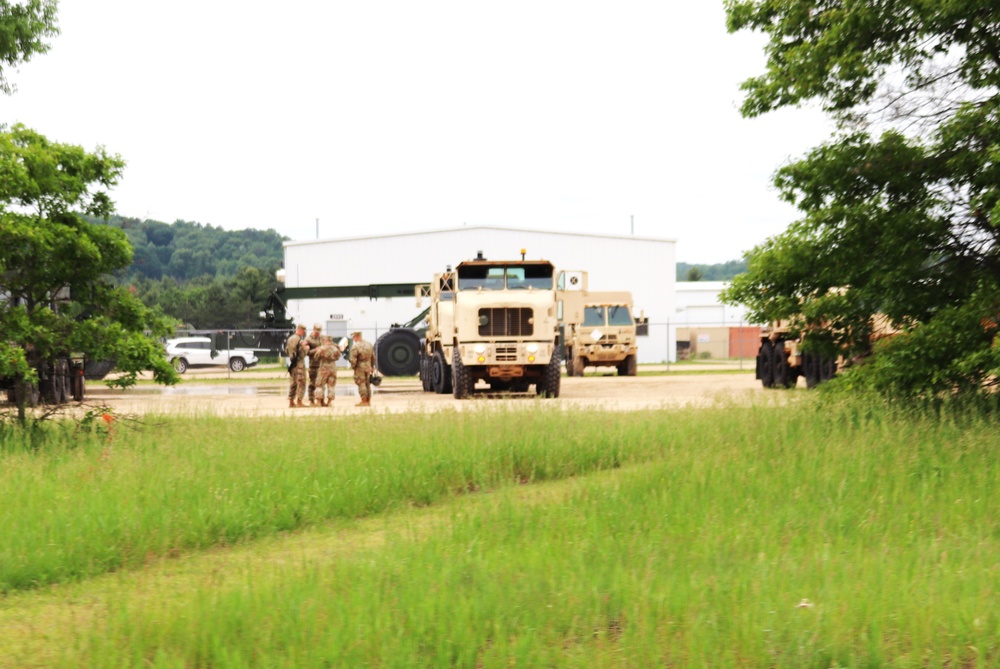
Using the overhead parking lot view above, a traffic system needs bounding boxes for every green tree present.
[685,266,704,282]
[0,124,178,419]
[722,0,1000,398]
[0,0,58,95]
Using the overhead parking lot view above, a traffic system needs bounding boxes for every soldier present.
[305,323,324,406]
[285,323,309,408]
[313,334,342,406]
[348,330,375,407]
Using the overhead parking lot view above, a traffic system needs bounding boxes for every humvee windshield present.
[583,307,605,326]
[607,305,633,326]
[457,264,554,291]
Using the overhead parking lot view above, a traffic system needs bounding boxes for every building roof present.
[283,224,676,248]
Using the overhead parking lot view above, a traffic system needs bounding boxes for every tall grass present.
[2,399,997,666]
[0,406,679,592]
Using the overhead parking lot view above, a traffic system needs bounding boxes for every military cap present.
[351,331,362,338]
[296,323,307,330]
[313,323,323,331]
[321,334,333,342]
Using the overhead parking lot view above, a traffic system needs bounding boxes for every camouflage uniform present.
[348,333,375,405]
[305,325,324,404]
[314,336,342,406]
[285,327,309,406]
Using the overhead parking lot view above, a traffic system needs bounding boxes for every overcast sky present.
[5,1,834,264]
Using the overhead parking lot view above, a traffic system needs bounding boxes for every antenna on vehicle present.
[520,248,526,260]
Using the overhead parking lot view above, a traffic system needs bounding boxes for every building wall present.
[282,226,676,363]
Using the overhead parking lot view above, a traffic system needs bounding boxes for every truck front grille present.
[495,345,518,361]
[479,307,533,337]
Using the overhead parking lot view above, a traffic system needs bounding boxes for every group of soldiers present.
[285,323,376,408]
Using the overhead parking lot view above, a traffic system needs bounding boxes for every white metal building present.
[282,226,677,363]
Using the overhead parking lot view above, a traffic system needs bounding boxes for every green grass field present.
[1,399,996,667]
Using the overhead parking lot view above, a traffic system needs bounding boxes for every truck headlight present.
[526,343,538,353]
[474,344,486,354]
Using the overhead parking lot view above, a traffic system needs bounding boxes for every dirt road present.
[84,363,764,417]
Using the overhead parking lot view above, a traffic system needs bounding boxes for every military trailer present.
[563,291,642,376]
[416,251,586,399]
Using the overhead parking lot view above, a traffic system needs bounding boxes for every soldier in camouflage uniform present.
[285,323,309,408]
[314,335,342,407]
[305,323,325,406]
[348,330,375,407]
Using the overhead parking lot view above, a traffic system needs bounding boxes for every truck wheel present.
[14,382,40,408]
[375,329,421,377]
[758,341,775,388]
[419,353,433,392]
[803,352,820,388]
[617,355,636,377]
[538,354,561,398]
[452,349,473,399]
[229,357,247,372]
[432,349,452,394]
[572,354,585,377]
[773,347,795,388]
[564,349,574,376]
[819,357,837,381]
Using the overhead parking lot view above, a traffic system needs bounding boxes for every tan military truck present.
[757,314,897,389]
[563,291,641,376]
[416,251,586,399]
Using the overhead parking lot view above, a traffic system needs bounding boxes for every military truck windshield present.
[607,305,633,326]
[583,307,605,326]
[457,264,554,290]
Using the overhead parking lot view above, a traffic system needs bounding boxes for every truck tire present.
[572,354,585,377]
[452,349,473,399]
[537,353,561,398]
[820,357,837,382]
[617,354,636,377]
[564,348,574,377]
[13,382,40,408]
[419,352,433,392]
[432,349,452,394]
[758,341,775,388]
[375,329,421,377]
[773,346,795,388]
[803,351,821,388]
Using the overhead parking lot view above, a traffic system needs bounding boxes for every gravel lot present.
[80,362,765,417]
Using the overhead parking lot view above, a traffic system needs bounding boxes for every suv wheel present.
[229,357,246,372]
[172,357,188,374]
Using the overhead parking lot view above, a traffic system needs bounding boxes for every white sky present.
[4,1,834,264]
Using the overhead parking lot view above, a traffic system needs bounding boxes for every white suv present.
[165,337,259,373]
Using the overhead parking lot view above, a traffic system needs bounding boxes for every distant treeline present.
[86,216,288,329]
[88,216,744,328]
[677,260,747,282]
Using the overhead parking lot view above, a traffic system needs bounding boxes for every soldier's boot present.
[326,397,334,407]
[288,399,295,409]
[356,398,367,407]
[309,397,317,406]
[296,399,305,407]
[318,398,327,407]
